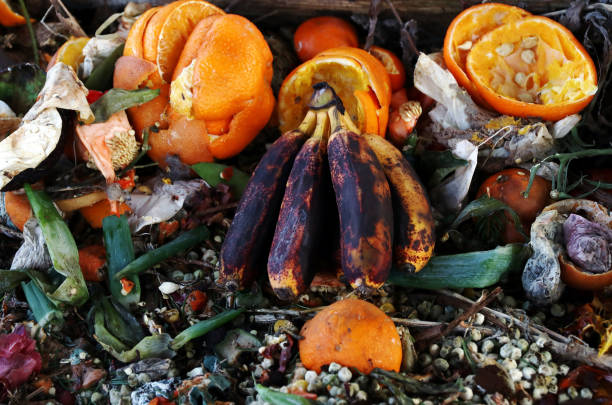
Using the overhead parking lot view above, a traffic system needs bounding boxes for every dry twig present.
[438,289,612,372]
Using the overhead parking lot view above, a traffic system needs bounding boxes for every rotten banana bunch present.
[219,83,435,300]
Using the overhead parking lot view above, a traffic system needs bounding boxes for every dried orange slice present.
[443,3,531,105]
[278,46,391,136]
[466,16,598,121]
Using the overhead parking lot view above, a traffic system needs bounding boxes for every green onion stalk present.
[114,225,209,280]
[21,281,63,330]
[102,215,140,308]
[171,308,245,350]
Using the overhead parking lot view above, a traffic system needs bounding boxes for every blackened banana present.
[327,107,393,295]
[268,111,328,300]
[364,134,435,272]
[218,111,316,290]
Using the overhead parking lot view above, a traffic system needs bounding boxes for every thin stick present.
[437,289,612,371]
[17,0,38,65]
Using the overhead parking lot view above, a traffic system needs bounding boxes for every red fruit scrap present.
[186,290,208,312]
[86,90,104,104]
[0,325,42,393]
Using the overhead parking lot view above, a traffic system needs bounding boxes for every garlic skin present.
[563,214,612,273]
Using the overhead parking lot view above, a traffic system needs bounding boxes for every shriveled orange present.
[47,37,90,72]
[148,112,213,167]
[127,0,224,84]
[0,0,26,26]
[150,13,274,165]
[124,7,160,58]
[172,14,273,120]
[208,85,275,159]
[299,298,402,374]
[156,0,224,82]
[141,1,185,66]
[466,16,598,121]
[113,56,157,91]
[369,46,406,92]
[113,55,169,138]
[293,16,358,62]
[2,191,32,231]
[278,46,391,136]
[80,199,131,229]
[443,3,531,106]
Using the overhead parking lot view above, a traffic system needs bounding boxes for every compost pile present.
[0,0,611,404]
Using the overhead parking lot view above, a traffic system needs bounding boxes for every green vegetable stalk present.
[102,215,140,307]
[171,308,245,350]
[388,244,528,289]
[93,303,175,362]
[255,384,317,405]
[21,281,63,330]
[24,184,88,306]
[114,225,210,280]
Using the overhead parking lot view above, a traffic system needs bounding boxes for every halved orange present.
[466,16,598,121]
[278,46,391,136]
[369,46,406,92]
[443,3,531,106]
[47,37,90,72]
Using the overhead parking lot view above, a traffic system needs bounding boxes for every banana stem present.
[309,82,339,110]
[297,110,317,135]
[339,110,360,134]
[312,110,329,141]
[327,106,343,134]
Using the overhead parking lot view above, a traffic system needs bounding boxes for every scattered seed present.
[338,367,352,382]
[580,388,593,399]
[496,43,514,57]
[515,72,528,88]
[433,358,449,372]
[521,49,535,64]
[521,36,538,48]
[460,386,473,401]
